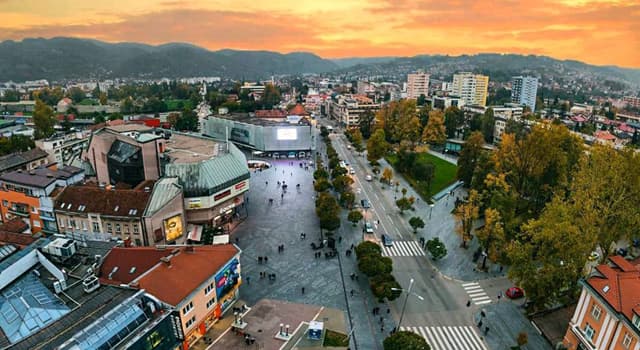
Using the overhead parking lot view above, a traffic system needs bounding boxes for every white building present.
[406,72,430,99]
[35,130,92,166]
[511,76,538,111]
[328,95,381,127]
[464,104,524,143]
[452,73,489,106]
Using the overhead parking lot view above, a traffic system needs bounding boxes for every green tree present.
[66,87,86,103]
[370,274,401,301]
[121,97,135,114]
[358,254,393,277]
[409,216,425,233]
[454,190,480,248]
[314,178,332,192]
[381,167,393,185]
[340,190,356,208]
[383,331,430,350]
[313,168,329,180]
[476,208,506,268]
[99,92,108,105]
[355,241,382,258]
[481,108,495,143]
[261,84,281,109]
[33,99,55,139]
[2,89,20,102]
[421,110,446,145]
[457,131,485,187]
[396,197,413,214]
[444,106,464,139]
[416,94,427,106]
[175,108,198,131]
[411,158,434,192]
[348,210,363,225]
[315,193,341,233]
[425,238,447,260]
[359,110,376,139]
[367,129,389,164]
[351,129,364,149]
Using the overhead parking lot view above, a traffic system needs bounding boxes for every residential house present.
[0,148,49,174]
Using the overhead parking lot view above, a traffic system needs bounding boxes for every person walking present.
[302,287,305,294]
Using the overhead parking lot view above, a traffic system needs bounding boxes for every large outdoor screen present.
[277,128,298,140]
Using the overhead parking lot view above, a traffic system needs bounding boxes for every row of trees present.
[454,124,640,308]
[355,242,401,301]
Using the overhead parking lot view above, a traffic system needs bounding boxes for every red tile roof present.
[0,231,36,247]
[137,244,240,305]
[0,218,29,234]
[288,104,308,116]
[587,257,640,321]
[255,109,287,118]
[55,184,153,217]
[595,130,617,141]
[98,247,171,285]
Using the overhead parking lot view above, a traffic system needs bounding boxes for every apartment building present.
[464,104,524,143]
[0,165,84,234]
[563,256,640,350]
[511,76,538,111]
[35,130,91,167]
[0,148,49,174]
[452,72,489,106]
[328,94,381,127]
[406,72,430,99]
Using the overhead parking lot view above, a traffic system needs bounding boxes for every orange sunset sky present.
[1,0,638,68]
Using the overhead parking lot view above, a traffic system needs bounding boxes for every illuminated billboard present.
[277,128,298,140]
[215,258,240,299]
[164,215,183,242]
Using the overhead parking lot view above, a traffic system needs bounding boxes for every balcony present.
[8,207,30,217]
[569,324,597,350]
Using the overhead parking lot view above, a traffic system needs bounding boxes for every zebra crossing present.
[381,240,425,257]
[462,282,492,305]
[400,326,488,350]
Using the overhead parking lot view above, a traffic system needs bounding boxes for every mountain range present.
[0,37,639,87]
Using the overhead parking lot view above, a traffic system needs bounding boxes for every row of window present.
[58,217,140,234]
[583,303,635,348]
[185,315,196,329]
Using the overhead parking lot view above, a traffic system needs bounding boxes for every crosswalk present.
[381,240,425,257]
[400,326,488,350]
[462,282,492,305]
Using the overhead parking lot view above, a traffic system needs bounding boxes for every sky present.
[0,0,638,68]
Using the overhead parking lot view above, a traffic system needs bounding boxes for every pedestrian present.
[499,265,504,273]
[477,320,483,328]
[380,326,384,333]
[484,327,489,335]
[258,256,263,264]
[281,193,284,199]
[266,181,268,186]
[264,256,268,263]
[372,308,376,315]
[466,300,471,307]
[350,290,354,297]
[246,276,250,285]
[481,310,486,318]
[338,236,342,243]
[235,237,239,243]
[302,287,305,294]
[350,244,354,250]
[379,316,384,324]
[386,308,390,314]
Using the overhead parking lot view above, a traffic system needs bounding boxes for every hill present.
[0,37,339,81]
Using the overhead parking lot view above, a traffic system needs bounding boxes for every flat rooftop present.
[210,113,306,127]
[164,132,221,163]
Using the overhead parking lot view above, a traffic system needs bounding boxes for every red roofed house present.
[99,244,242,349]
[288,103,309,117]
[563,256,640,350]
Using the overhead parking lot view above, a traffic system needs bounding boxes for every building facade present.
[452,72,489,107]
[511,76,538,111]
[563,256,640,350]
[407,72,430,99]
[328,94,381,127]
[36,130,92,167]
[0,148,49,174]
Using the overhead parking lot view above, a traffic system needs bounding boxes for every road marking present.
[462,282,492,305]
[401,326,488,350]
[381,241,425,257]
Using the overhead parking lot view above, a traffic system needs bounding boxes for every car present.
[364,221,374,234]
[361,199,371,209]
[365,175,373,181]
[349,168,355,175]
[588,251,600,261]
[381,234,393,247]
[506,287,524,299]
[347,145,351,150]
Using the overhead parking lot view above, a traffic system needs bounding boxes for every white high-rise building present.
[451,73,489,106]
[511,76,538,111]
[406,72,430,99]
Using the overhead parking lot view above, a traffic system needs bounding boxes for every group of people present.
[259,271,277,280]
[257,256,269,264]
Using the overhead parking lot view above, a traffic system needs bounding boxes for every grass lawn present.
[386,152,458,201]
[78,98,98,106]
[165,99,193,111]
[323,330,349,347]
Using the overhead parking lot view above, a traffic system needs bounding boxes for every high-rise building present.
[511,76,538,111]
[451,73,489,106]
[406,72,430,99]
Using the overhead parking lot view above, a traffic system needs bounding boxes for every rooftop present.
[0,148,49,173]
[210,113,310,127]
[587,256,640,322]
[98,247,170,285]
[164,132,221,163]
[54,183,153,217]
[0,165,83,189]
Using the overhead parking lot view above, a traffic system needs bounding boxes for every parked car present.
[361,199,371,209]
[506,287,524,299]
[588,251,600,261]
[365,175,373,181]
[364,221,374,234]
[349,168,356,175]
[381,234,393,247]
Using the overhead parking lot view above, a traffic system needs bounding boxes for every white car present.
[364,221,374,234]
[349,168,355,175]
[365,175,373,181]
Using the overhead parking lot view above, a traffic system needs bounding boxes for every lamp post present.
[429,203,435,220]
[391,278,425,329]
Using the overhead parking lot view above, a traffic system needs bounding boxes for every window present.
[115,224,121,232]
[623,333,633,348]
[81,221,87,231]
[204,282,214,295]
[2,200,6,207]
[591,304,602,321]
[182,301,193,315]
[92,222,100,233]
[584,323,596,341]
[134,239,141,246]
[124,224,130,233]
[59,219,65,228]
[185,315,196,329]
[133,224,139,234]
[206,297,216,309]
[32,220,41,228]
[31,206,38,214]
[634,315,640,330]
[106,223,112,233]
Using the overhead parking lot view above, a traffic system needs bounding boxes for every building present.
[406,72,430,99]
[433,95,465,110]
[35,130,92,167]
[0,165,84,234]
[511,76,538,111]
[452,72,489,107]
[327,94,381,127]
[84,124,250,232]
[623,96,640,109]
[0,148,49,174]
[562,256,640,350]
[56,97,73,113]
[202,112,315,158]
[99,244,242,349]
[54,178,186,246]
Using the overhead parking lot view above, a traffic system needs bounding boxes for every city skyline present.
[0,0,638,68]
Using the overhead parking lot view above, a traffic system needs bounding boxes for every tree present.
[66,87,86,103]
[409,217,425,233]
[33,99,55,139]
[381,167,393,185]
[421,110,446,145]
[261,84,281,109]
[457,131,485,186]
[351,129,364,149]
[315,193,341,233]
[175,108,198,131]
[367,129,389,164]
[454,190,480,248]
[375,100,419,143]
[99,92,108,105]
[340,190,356,208]
[481,108,495,143]
[332,175,354,194]
[425,238,447,260]
[395,197,413,214]
[370,273,401,301]
[355,241,382,258]
[444,106,464,139]
[516,332,528,348]
[411,158,434,192]
[314,178,332,192]
[121,97,135,114]
[359,110,376,139]
[313,168,329,180]
[348,210,363,225]
[475,208,506,268]
[383,331,431,350]
[359,254,393,277]
[2,89,20,102]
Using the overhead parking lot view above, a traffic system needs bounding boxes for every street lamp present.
[429,203,435,220]
[391,278,425,329]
